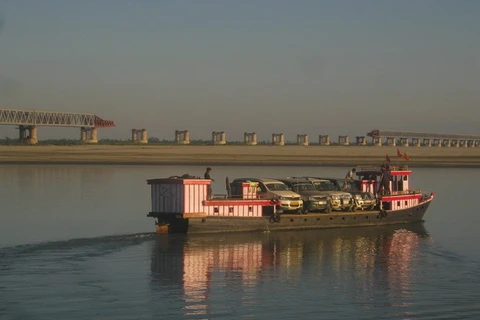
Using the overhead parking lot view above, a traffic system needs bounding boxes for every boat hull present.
[151,198,432,234]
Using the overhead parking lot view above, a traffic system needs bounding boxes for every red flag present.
[385,154,391,163]
[397,148,403,158]
[404,152,410,161]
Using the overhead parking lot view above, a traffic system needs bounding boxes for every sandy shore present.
[1,145,480,167]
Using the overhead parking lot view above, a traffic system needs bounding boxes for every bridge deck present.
[0,109,115,128]
[367,129,480,140]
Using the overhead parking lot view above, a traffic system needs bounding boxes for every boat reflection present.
[150,223,429,317]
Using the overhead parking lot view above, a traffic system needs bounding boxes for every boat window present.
[258,184,267,193]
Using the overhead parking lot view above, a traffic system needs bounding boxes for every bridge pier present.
[423,138,432,147]
[244,132,257,145]
[132,129,148,144]
[19,125,38,144]
[442,139,451,147]
[355,136,367,146]
[372,137,382,146]
[319,135,330,146]
[433,138,441,147]
[338,135,349,146]
[411,137,421,147]
[297,134,308,146]
[80,127,98,144]
[469,140,479,148]
[212,131,226,145]
[175,130,190,144]
[272,133,285,146]
[386,137,396,146]
[399,138,409,147]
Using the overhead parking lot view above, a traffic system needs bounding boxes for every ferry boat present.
[146,166,434,234]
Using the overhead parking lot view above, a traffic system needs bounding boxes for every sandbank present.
[1,145,480,167]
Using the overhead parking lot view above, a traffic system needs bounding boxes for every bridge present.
[0,108,115,144]
[366,129,480,147]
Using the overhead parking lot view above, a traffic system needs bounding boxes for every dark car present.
[303,177,355,211]
[317,177,361,192]
[276,178,332,213]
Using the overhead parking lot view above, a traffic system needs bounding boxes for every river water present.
[1,165,479,319]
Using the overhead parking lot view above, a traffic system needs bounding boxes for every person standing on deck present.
[204,167,215,199]
[378,165,391,195]
[225,177,231,198]
[345,168,356,180]
[384,165,392,194]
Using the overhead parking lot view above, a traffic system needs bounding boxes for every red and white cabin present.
[355,165,433,210]
[147,178,275,218]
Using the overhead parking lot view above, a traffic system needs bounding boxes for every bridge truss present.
[0,109,115,128]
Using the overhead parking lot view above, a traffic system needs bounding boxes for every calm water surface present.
[1,165,479,319]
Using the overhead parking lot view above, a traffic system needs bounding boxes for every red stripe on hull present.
[390,171,411,176]
[381,194,423,201]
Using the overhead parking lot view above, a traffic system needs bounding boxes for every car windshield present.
[292,182,316,192]
[265,183,289,191]
[313,181,336,191]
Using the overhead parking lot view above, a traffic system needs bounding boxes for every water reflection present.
[150,224,429,317]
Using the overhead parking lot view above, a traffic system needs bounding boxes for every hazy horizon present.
[0,0,479,141]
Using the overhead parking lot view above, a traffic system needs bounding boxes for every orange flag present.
[397,148,403,158]
[385,154,391,163]
[404,152,410,161]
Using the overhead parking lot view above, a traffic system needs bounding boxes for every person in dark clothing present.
[204,167,214,199]
[385,165,392,194]
[378,165,391,195]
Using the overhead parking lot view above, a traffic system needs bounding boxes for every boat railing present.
[382,189,423,197]
[357,164,409,171]
[212,194,229,200]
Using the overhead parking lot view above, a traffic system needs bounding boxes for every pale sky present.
[0,0,479,142]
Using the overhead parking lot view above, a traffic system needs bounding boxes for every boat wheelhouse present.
[355,165,433,212]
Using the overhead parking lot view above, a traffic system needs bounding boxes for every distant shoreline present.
[1,145,480,168]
